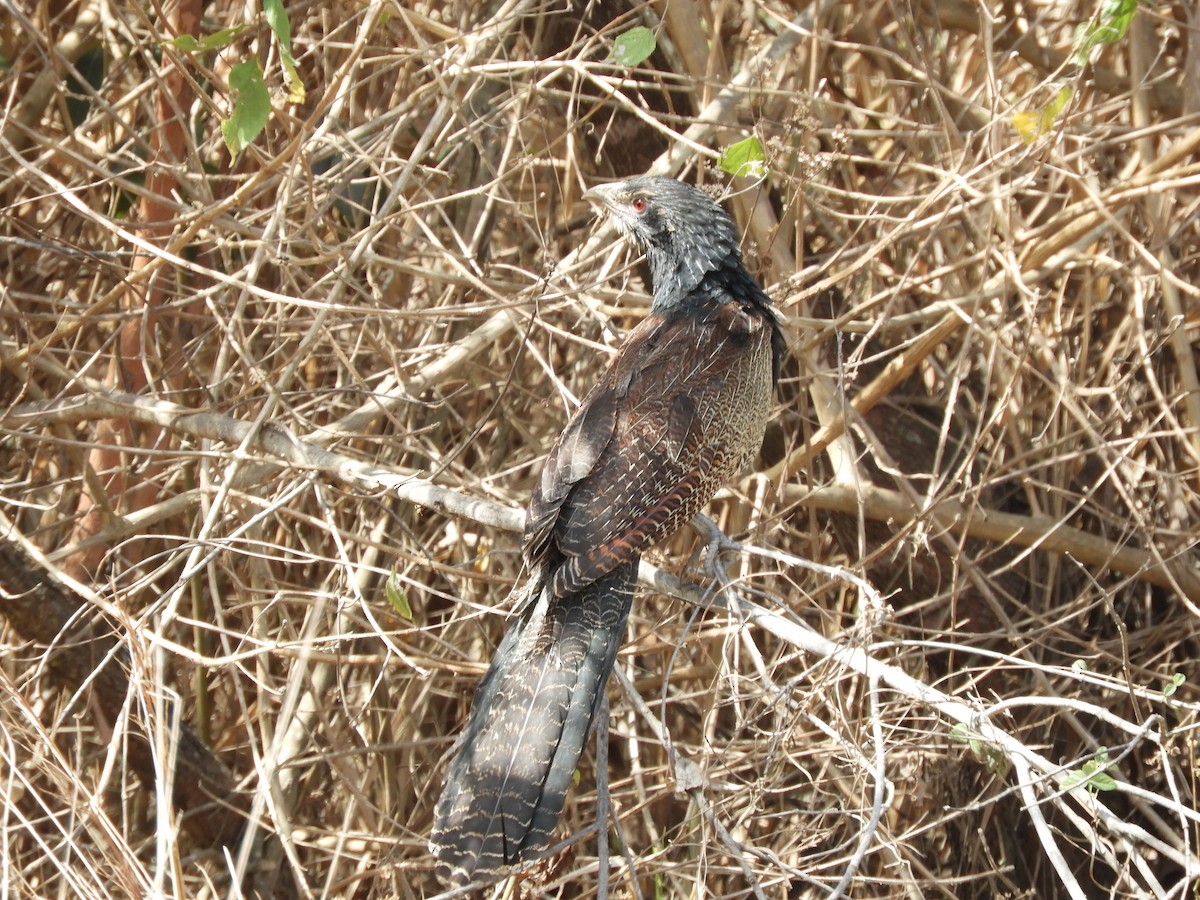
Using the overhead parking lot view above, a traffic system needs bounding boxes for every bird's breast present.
[681,299,777,479]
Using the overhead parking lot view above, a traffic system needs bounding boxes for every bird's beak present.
[582,183,620,212]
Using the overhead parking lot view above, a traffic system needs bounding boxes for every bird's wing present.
[525,303,769,596]
[521,352,624,570]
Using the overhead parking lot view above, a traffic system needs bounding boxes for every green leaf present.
[162,24,247,53]
[1074,0,1138,66]
[263,0,293,53]
[1063,749,1117,794]
[719,136,768,178]
[264,0,305,103]
[221,59,270,156]
[1012,86,1072,143]
[1061,769,1088,791]
[1163,672,1186,698]
[164,34,203,52]
[950,723,1007,774]
[385,572,413,620]
[1063,765,1116,792]
[609,26,656,67]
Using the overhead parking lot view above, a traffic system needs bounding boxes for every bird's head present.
[583,176,745,313]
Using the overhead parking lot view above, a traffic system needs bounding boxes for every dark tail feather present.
[430,563,636,887]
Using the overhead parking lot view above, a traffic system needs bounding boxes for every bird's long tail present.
[430,563,636,887]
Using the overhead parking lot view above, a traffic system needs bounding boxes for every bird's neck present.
[649,257,769,318]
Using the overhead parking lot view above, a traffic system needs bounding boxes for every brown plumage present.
[430,176,784,886]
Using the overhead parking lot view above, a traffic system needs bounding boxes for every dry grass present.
[2,0,1199,897]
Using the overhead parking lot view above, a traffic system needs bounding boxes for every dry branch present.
[0,514,244,846]
[2,0,1198,896]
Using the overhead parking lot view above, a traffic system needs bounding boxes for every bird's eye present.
[631,196,646,213]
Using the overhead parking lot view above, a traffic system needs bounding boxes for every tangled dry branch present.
[2,0,1198,897]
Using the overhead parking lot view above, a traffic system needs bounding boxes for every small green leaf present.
[1061,769,1087,791]
[1012,86,1072,143]
[163,24,247,52]
[221,59,270,156]
[264,0,305,103]
[950,723,1007,774]
[1064,749,1117,794]
[1163,672,1186,698]
[609,26,656,67]
[385,572,413,620]
[1074,0,1138,66]
[719,136,768,178]
[1063,766,1114,792]
[164,34,203,52]
[263,0,293,53]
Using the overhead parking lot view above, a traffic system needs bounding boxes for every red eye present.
[631,196,646,212]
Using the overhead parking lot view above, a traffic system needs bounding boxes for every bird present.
[429,175,784,887]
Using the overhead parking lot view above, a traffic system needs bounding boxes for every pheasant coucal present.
[429,176,784,886]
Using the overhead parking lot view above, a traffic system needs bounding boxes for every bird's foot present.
[689,513,744,585]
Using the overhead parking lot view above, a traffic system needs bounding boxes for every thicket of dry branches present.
[2,0,1199,897]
